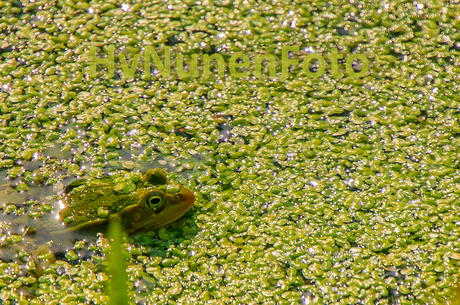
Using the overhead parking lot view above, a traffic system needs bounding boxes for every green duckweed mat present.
[1,0,460,304]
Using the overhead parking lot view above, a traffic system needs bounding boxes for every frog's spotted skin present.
[59,169,195,234]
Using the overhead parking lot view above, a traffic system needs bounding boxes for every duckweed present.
[0,0,460,303]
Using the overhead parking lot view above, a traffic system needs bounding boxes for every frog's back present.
[59,182,139,227]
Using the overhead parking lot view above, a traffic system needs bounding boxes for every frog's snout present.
[177,186,195,209]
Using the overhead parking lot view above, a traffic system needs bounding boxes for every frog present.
[58,168,195,234]
[0,169,195,276]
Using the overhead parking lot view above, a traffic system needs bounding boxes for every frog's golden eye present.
[145,192,165,211]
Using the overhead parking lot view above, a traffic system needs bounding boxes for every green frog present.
[58,168,195,234]
[0,169,195,274]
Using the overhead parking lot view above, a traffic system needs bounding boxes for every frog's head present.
[120,184,195,234]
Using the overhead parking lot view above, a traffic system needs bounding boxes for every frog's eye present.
[145,192,165,211]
